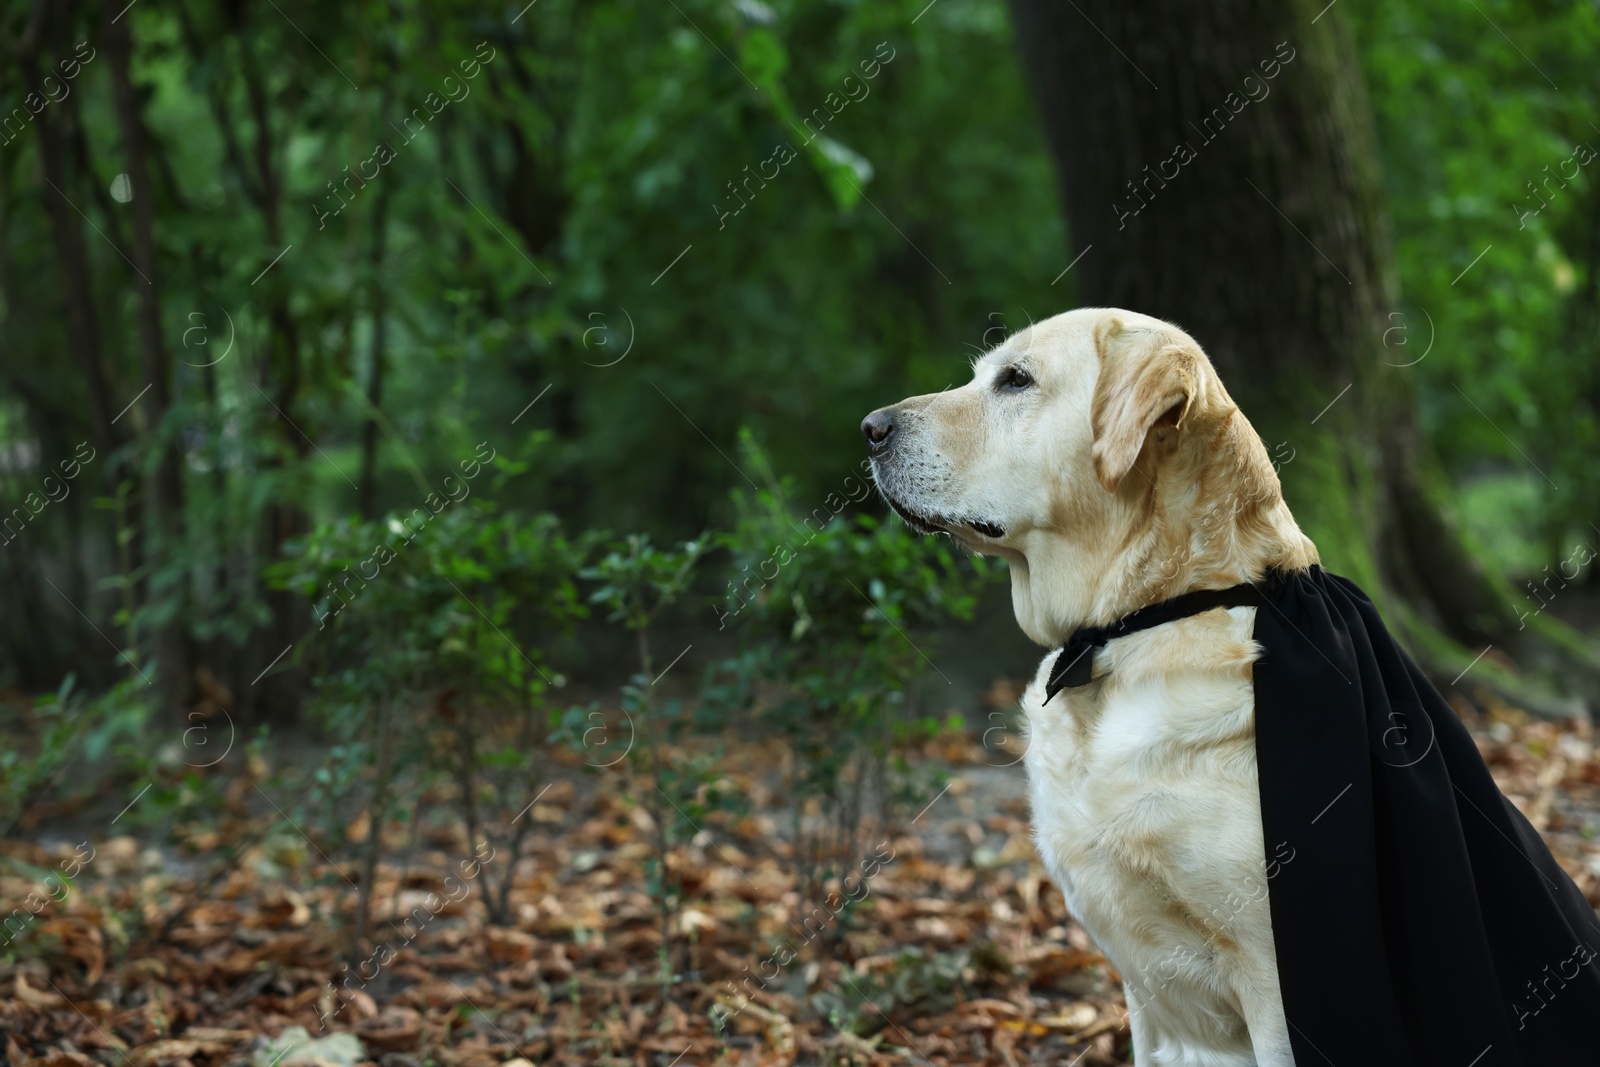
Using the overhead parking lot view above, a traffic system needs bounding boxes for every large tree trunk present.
[1007,0,1516,649]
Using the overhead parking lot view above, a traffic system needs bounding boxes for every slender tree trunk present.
[199,357,234,682]
[359,182,391,520]
[1568,159,1600,562]
[229,11,307,724]
[22,2,118,463]
[19,0,153,685]
[156,1,309,719]
[1007,0,1515,647]
[107,9,193,714]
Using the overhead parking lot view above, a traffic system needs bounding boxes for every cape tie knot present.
[1041,579,1278,703]
[1044,624,1120,698]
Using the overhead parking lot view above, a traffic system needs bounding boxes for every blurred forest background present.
[3,0,1600,1065]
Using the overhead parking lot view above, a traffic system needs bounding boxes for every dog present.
[863,307,1318,1065]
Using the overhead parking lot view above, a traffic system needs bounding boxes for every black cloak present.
[1045,565,1600,1065]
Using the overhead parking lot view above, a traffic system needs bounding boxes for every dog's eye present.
[999,366,1034,392]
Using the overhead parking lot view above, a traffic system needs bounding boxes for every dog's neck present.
[1008,409,1318,648]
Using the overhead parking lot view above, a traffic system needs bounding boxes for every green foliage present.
[271,502,591,704]
[8,0,1587,699]
[0,674,154,834]
[584,533,708,640]
[712,434,993,915]
[816,949,969,1035]
[0,0,1063,690]
[1349,0,1600,554]
[265,501,593,927]
[578,531,714,990]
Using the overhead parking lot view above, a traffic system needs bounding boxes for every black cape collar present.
[1043,573,1282,700]
[1040,564,1600,1063]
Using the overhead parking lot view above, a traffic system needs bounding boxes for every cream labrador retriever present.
[863,307,1316,1066]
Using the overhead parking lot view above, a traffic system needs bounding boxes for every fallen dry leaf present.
[128,1039,231,1066]
[484,927,535,964]
[13,973,64,1009]
[356,1005,422,1051]
[1036,1001,1099,1031]
[2,698,1595,1067]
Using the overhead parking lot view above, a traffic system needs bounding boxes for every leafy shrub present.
[267,501,593,937]
[0,674,154,836]
[713,434,994,936]
[580,532,712,994]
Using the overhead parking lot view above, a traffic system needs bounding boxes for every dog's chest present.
[1019,610,1272,1002]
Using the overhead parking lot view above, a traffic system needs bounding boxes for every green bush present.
[0,674,154,837]
[712,434,994,935]
[580,532,713,996]
[267,501,593,935]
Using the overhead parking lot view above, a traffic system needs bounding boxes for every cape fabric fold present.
[1253,567,1600,1064]
[1054,566,1600,1064]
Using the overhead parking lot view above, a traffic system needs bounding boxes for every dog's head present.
[863,307,1316,646]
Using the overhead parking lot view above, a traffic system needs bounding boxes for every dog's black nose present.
[861,409,895,451]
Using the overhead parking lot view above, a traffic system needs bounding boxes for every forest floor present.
[4,682,1600,1067]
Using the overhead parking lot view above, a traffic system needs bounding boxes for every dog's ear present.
[1090,322,1201,493]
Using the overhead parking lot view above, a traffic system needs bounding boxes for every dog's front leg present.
[1237,982,1294,1067]
[1123,979,1159,1064]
